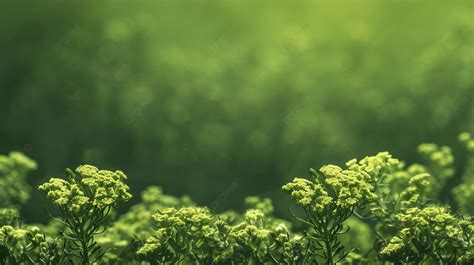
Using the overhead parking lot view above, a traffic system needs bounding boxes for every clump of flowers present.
[39,165,132,213]
[0,152,37,208]
[320,164,377,208]
[398,173,431,208]
[217,209,296,264]
[0,223,70,264]
[136,196,304,264]
[0,225,33,263]
[137,206,220,264]
[417,143,455,196]
[346,152,402,217]
[38,165,132,264]
[212,198,304,264]
[380,207,473,264]
[282,153,394,264]
[345,151,400,182]
[96,186,194,263]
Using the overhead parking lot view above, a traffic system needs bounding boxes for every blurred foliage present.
[0,152,37,208]
[453,133,474,216]
[0,1,473,223]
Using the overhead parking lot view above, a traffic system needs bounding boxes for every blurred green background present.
[0,1,473,222]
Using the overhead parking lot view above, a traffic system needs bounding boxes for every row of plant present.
[1,133,473,264]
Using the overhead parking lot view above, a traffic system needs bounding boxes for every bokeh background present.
[1,1,473,222]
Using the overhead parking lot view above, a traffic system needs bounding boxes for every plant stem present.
[78,218,90,265]
[324,231,334,265]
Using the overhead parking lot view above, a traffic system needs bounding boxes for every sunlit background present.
[1,1,473,222]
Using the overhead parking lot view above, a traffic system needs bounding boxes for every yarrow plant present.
[0,132,473,264]
[38,165,132,265]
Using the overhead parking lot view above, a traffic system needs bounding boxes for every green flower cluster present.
[136,204,300,264]
[398,173,431,208]
[0,152,37,208]
[320,164,377,208]
[365,143,453,211]
[224,198,299,263]
[363,134,474,264]
[95,186,194,263]
[282,177,333,211]
[361,148,451,218]
[282,152,399,263]
[38,165,132,264]
[38,165,132,214]
[282,155,389,215]
[137,207,217,263]
[345,151,400,182]
[0,223,69,264]
[283,143,474,264]
[133,193,308,264]
[0,225,38,263]
[380,207,473,264]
